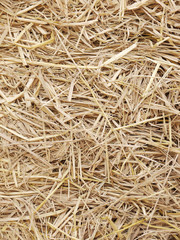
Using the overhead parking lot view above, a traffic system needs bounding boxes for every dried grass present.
[0,0,180,239]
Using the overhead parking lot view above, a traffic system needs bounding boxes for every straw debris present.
[0,0,180,239]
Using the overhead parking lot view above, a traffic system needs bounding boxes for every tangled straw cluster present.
[0,0,180,239]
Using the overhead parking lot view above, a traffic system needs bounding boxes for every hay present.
[0,0,180,239]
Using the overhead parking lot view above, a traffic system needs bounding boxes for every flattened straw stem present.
[114,114,172,131]
[16,1,44,16]
[102,42,138,66]
[143,62,161,98]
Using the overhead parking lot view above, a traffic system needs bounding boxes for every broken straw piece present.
[16,1,43,16]
[14,31,55,50]
[143,62,161,98]
[13,23,33,43]
[102,42,137,66]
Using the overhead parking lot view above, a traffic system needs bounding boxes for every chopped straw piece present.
[14,31,55,50]
[102,42,137,66]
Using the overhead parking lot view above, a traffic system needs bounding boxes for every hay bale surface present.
[0,0,180,239]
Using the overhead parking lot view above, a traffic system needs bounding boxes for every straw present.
[0,0,179,239]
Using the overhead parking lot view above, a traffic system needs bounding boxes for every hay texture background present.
[0,0,180,239]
